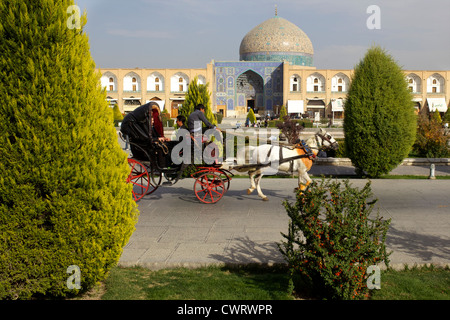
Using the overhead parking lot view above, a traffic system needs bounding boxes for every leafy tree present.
[413,113,449,158]
[344,46,416,177]
[0,0,138,299]
[180,76,216,125]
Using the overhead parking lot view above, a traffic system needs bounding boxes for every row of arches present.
[101,72,207,93]
[289,72,446,94]
[407,73,445,93]
[290,73,351,93]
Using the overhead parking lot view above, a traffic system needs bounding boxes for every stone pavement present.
[118,166,450,270]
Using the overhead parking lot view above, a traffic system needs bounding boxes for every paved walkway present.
[118,167,450,270]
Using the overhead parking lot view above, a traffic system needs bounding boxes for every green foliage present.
[268,119,313,128]
[326,138,347,158]
[279,179,391,300]
[279,105,287,120]
[160,108,172,127]
[180,76,216,126]
[246,108,256,124]
[444,108,450,123]
[0,0,138,299]
[112,104,123,126]
[413,113,450,158]
[344,46,416,177]
[431,110,442,123]
[215,112,223,124]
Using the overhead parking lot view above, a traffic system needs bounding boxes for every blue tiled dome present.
[239,16,314,66]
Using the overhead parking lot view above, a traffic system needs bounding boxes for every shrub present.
[344,46,416,177]
[112,104,123,126]
[413,113,450,158]
[215,112,223,124]
[0,0,138,299]
[278,179,391,300]
[160,108,171,126]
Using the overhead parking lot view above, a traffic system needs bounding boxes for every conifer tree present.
[180,76,216,125]
[344,46,416,177]
[0,0,138,299]
[279,105,287,120]
[112,103,124,126]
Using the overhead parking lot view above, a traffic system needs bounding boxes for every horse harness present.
[263,140,317,173]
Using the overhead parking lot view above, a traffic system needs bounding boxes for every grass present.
[370,265,450,300]
[82,264,450,300]
[100,265,293,300]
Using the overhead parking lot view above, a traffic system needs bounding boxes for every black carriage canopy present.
[120,102,164,143]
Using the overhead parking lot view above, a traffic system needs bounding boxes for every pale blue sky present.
[75,0,450,70]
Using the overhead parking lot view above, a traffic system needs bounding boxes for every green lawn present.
[370,265,450,300]
[89,264,450,300]
[101,265,293,300]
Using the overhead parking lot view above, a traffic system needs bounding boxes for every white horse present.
[233,129,338,201]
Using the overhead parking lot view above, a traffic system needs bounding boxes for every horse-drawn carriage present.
[121,103,233,204]
[121,102,338,203]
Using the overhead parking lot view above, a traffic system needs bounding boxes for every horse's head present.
[316,128,339,150]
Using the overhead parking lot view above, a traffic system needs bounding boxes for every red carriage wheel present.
[127,158,150,201]
[193,172,226,204]
[146,163,162,195]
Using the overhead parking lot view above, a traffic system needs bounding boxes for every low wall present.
[316,158,450,166]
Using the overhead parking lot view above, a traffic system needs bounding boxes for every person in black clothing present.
[120,102,168,161]
[120,102,167,143]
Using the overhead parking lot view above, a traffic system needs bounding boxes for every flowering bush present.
[278,179,391,300]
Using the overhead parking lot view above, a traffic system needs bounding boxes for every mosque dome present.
[239,15,314,66]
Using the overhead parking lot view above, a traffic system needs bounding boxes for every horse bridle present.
[315,132,338,150]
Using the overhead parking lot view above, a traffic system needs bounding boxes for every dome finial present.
[275,4,278,16]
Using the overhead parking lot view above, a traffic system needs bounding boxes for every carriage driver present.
[187,104,221,135]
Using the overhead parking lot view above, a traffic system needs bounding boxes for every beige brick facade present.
[99,65,449,121]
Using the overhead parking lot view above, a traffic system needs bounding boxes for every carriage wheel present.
[146,162,162,195]
[217,169,232,191]
[193,172,226,204]
[127,158,149,201]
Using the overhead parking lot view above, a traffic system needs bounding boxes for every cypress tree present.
[180,76,216,125]
[344,46,416,177]
[279,105,287,120]
[0,0,138,299]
